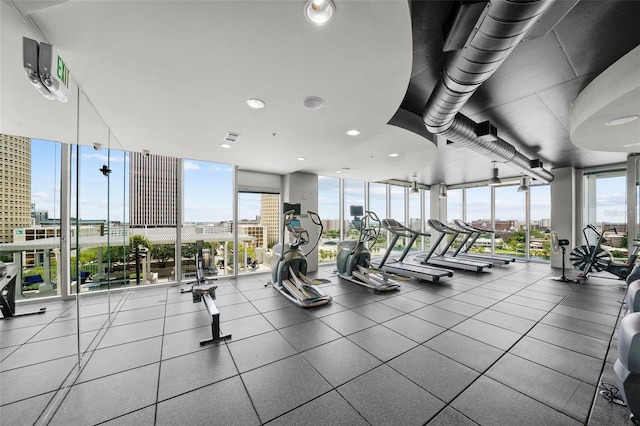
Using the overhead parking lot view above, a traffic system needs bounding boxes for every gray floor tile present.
[410,305,467,328]
[242,354,332,423]
[338,364,445,426]
[473,308,536,334]
[262,305,315,329]
[485,353,590,422]
[378,294,426,313]
[466,286,510,301]
[0,324,48,347]
[511,336,603,384]
[278,318,341,352]
[218,301,261,321]
[490,300,548,321]
[267,390,369,426]
[164,299,204,317]
[432,298,485,316]
[389,345,479,403]
[505,294,558,311]
[0,355,76,405]
[402,289,447,304]
[527,322,609,359]
[1,391,55,426]
[78,336,162,383]
[158,344,238,400]
[319,310,376,336]
[112,305,165,327]
[551,304,619,327]
[383,314,446,343]
[302,337,381,386]
[221,313,275,341]
[31,314,108,342]
[250,294,296,312]
[161,326,217,360]
[452,318,523,350]
[49,364,159,426]
[347,325,417,362]
[156,376,260,426]
[227,330,297,373]
[101,406,156,425]
[424,330,504,373]
[332,291,376,309]
[1,331,98,371]
[516,288,565,303]
[305,300,349,318]
[451,376,581,426]
[98,318,164,349]
[451,292,497,308]
[352,301,405,323]
[426,406,479,425]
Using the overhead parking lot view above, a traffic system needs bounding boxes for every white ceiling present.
[1,0,638,186]
[3,0,438,183]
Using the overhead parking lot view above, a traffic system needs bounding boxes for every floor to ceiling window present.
[238,192,278,274]
[368,182,388,256]
[464,185,492,254]
[583,168,627,261]
[182,159,233,276]
[318,176,340,264]
[494,185,527,259]
[529,184,551,261]
[343,179,365,241]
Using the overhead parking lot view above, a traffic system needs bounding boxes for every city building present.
[0,134,31,244]
[260,194,280,246]
[129,152,178,228]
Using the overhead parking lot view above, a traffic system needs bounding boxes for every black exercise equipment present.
[570,225,640,281]
[549,232,578,283]
[180,243,230,345]
[1,262,46,320]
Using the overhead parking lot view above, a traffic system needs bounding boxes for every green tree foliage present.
[151,244,174,267]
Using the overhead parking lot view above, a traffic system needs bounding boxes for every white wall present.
[283,172,319,272]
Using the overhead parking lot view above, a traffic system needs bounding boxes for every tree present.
[151,244,174,268]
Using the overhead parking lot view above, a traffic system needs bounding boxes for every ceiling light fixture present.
[388,153,399,158]
[302,96,324,109]
[297,157,305,161]
[517,176,529,192]
[246,98,265,109]
[488,161,502,186]
[605,115,639,126]
[347,129,360,136]
[410,174,419,195]
[439,184,447,199]
[220,143,231,149]
[304,0,335,25]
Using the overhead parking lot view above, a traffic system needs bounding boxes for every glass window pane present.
[318,175,339,264]
[446,188,463,226]
[343,179,365,241]
[368,183,387,253]
[238,192,278,274]
[530,184,551,261]
[495,185,526,259]
[183,159,232,276]
[464,186,492,254]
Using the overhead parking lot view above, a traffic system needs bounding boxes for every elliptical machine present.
[267,203,332,308]
[336,206,400,292]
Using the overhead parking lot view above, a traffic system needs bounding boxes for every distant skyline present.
[31,140,628,227]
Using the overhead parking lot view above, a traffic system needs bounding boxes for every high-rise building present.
[260,193,280,246]
[129,153,177,228]
[1,134,31,244]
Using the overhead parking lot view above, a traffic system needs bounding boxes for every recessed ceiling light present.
[388,153,399,157]
[302,96,324,109]
[347,129,360,136]
[297,157,305,161]
[336,170,342,174]
[623,141,640,148]
[246,99,265,109]
[304,0,335,25]
[605,115,639,126]
[220,143,231,149]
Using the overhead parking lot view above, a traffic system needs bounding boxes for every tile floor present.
[0,262,635,425]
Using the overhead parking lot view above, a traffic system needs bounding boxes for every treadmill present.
[378,219,453,282]
[417,219,492,272]
[451,219,515,265]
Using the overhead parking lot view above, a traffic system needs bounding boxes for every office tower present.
[129,152,177,227]
[260,193,280,246]
[0,134,31,244]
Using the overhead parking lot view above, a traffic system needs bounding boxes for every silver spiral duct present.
[423,0,556,183]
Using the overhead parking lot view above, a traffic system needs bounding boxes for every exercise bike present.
[569,224,640,281]
[267,203,332,308]
[336,206,400,292]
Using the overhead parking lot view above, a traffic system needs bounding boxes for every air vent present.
[225,132,241,142]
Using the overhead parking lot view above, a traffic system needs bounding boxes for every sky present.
[31,139,628,226]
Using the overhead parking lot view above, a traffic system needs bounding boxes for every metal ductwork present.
[423,0,556,183]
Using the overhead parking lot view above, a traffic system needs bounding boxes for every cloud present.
[183,161,200,171]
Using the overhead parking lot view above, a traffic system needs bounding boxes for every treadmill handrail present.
[427,219,461,236]
[454,219,494,235]
[382,219,431,238]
